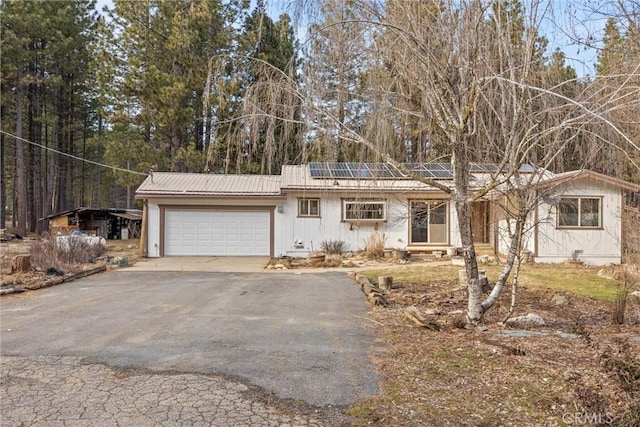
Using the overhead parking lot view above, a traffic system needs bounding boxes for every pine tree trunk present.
[0,131,6,229]
[15,83,28,237]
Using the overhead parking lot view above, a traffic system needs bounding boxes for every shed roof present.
[41,207,142,221]
[135,172,282,198]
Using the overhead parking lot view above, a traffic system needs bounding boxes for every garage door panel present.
[165,210,270,256]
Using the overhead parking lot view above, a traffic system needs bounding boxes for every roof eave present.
[134,192,285,199]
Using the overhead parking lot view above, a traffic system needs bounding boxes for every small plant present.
[450,313,467,329]
[320,239,346,255]
[612,279,629,325]
[363,232,386,259]
[570,316,591,343]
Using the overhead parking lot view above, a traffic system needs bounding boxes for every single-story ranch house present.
[134,163,640,266]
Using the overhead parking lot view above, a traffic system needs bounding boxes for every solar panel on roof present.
[309,162,331,177]
[406,163,454,179]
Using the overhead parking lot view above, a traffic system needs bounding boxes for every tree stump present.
[378,276,393,291]
[11,254,32,274]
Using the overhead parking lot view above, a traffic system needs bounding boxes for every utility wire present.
[0,130,149,176]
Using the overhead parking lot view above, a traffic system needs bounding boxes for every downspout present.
[140,200,148,257]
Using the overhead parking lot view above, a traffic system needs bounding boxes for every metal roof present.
[135,172,283,197]
[133,165,637,198]
[536,169,640,192]
[281,165,448,192]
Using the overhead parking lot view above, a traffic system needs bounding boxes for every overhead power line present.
[0,130,149,177]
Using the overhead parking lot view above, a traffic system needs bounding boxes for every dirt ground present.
[348,272,640,426]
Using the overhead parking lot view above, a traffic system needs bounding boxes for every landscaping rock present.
[505,313,545,328]
[631,291,640,299]
[341,260,355,268]
[551,294,569,306]
[451,256,465,266]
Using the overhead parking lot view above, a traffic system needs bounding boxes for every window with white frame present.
[298,198,320,217]
[557,197,601,228]
[343,199,386,221]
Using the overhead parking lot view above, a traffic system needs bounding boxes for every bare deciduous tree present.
[232,0,640,323]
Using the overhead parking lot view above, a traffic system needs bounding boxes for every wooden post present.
[139,200,148,257]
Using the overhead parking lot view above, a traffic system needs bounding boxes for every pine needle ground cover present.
[347,264,640,426]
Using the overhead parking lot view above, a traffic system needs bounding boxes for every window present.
[557,197,601,228]
[343,200,386,221]
[298,198,320,217]
[410,201,448,244]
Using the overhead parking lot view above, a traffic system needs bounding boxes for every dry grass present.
[29,234,106,272]
[365,263,622,301]
[363,232,387,259]
[1,237,140,287]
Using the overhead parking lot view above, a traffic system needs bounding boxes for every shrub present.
[30,233,106,272]
[363,232,386,259]
[320,239,346,255]
[612,280,629,325]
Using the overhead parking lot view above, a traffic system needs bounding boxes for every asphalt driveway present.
[1,271,380,410]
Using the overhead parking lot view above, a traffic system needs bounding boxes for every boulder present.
[505,313,545,328]
[551,294,569,306]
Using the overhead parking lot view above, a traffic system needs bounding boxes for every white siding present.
[534,181,622,265]
[274,193,455,257]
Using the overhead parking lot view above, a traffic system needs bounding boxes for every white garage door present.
[165,210,270,256]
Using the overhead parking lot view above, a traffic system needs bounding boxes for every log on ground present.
[403,305,441,330]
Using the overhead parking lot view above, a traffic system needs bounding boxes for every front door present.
[471,201,490,244]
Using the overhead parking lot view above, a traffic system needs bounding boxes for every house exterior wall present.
[274,192,458,257]
[534,180,622,265]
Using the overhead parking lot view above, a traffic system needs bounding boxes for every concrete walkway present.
[122,256,271,273]
[122,256,452,274]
